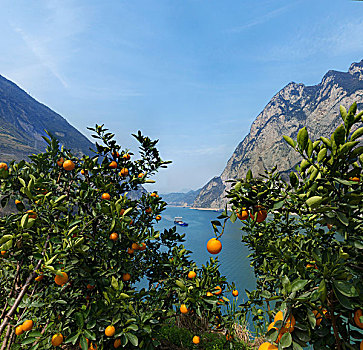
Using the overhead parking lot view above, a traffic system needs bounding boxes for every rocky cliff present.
[193,60,363,209]
[0,74,94,162]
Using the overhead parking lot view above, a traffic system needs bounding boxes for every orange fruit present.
[236,209,249,220]
[1,251,6,256]
[350,177,360,182]
[0,162,8,170]
[101,193,111,200]
[35,273,44,282]
[80,169,88,175]
[110,233,118,241]
[266,321,285,342]
[22,320,34,331]
[114,338,122,348]
[192,335,200,344]
[312,310,324,326]
[15,200,22,205]
[250,206,267,222]
[258,342,278,350]
[105,325,115,337]
[119,168,129,177]
[127,248,134,255]
[232,290,239,297]
[27,210,37,219]
[54,272,68,286]
[145,207,152,214]
[226,334,233,341]
[120,209,125,216]
[155,215,161,221]
[138,173,144,178]
[206,238,222,254]
[15,325,24,335]
[51,333,64,346]
[360,340,363,350]
[150,192,157,197]
[139,242,146,251]
[123,153,130,160]
[112,151,120,158]
[188,271,196,279]
[206,292,213,297]
[180,304,188,314]
[89,343,97,350]
[109,161,118,169]
[354,309,363,329]
[56,158,64,167]
[87,284,94,290]
[63,160,75,171]
[131,243,140,250]
[122,273,131,281]
[214,286,222,295]
[274,311,295,332]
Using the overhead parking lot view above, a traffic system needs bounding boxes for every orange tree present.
[214,103,363,349]
[0,125,227,350]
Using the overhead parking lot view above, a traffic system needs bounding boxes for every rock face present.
[161,189,201,207]
[0,74,94,162]
[193,60,363,209]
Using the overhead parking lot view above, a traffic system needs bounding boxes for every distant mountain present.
[0,74,93,162]
[161,189,201,207]
[193,60,363,209]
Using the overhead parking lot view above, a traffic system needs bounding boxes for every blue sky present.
[0,0,362,193]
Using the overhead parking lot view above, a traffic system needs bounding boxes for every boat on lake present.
[174,217,188,226]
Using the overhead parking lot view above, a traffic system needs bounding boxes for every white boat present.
[174,217,188,226]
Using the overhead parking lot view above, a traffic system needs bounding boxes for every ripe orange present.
[327,224,333,230]
[236,209,249,220]
[35,273,44,282]
[0,162,8,170]
[258,342,278,350]
[360,340,363,350]
[55,272,68,286]
[206,238,222,254]
[15,200,22,205]
[226,334,233,341]
[127,248,134,255]
[15,325,24,335]
[101,193,111,200]
[312,310,324,326]
[51,333,64,346]
[109,161,118,169]
[89,343,97,350]
[155,215,161,221]
[22,320,34,332]
[206,292,213,297]
[350,177,360,182]
[138,173,144,178]
[119,168,129,177]
[1,251,6,256]
[188,271,196,279]
[250,206,267,222]
[112,151,120,158]
[150,192,157,197]
[354,309,363,329]
[122,273,131,281]
[192,336,200,344]
[114,338,122,348]
[145,207,152,214]
[63,160,75,171]
[87,284,95,290]
[131,243,140,250]
[139,242,146,251]
[110,233,118,241]
[274,311,295,332]
[214,286,222,295]
[232,290,239,297]
[105,325,115,337]
[27,210,37,219]
[180,304,188,314]
[123,153,131,160]
[120,209,125,216]
[56,158,64,167]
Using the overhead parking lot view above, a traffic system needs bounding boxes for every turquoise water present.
[155,206,256,306]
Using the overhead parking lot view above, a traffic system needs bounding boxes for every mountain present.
[193,60,363,209]
[161,189,200,207]
[0,74,93,163]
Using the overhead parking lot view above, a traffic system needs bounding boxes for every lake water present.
[155,206,256,311]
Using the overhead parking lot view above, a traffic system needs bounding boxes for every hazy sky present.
[0,0,362,193]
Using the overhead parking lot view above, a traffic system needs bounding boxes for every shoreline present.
[166,204,222,211]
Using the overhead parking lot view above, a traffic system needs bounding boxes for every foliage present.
[215,103,363,349]
[0,125,229,349]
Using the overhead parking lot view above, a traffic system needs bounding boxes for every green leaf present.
[279,332,292,348]
[175,280,186,290]
[127,324,138,331]
[332,286,355,310]
[126,333,138,347]
[307,309,316,328]
[340,105,347,121]
[297,127,308,151]
[307,139,313,157]
[289,172,298,187]
[333,280,358,297]
[75,312,84,328]
[83,330,96,341]
[318,279,327,302]
[317,148,327,163]
[291,279,308,293]
[300,159,310,172]
[292,341,304,350]
[332,125,346,146]
[305,196,323,208]
[111,276,119,290]
[336,211,349,226]
[348,102,357,116]
[246,169,253,180]
[21,338,37,345]
[283,135,296,148]
[351,127,363,141]
[80,335,88,350]
[320,137,331,148]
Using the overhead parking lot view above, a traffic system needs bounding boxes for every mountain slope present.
[0,74,93,162]
[193,60,363,209]
[161,189,200,207]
